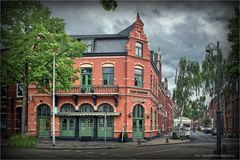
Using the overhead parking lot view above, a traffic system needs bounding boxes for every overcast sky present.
[43,1,238,95]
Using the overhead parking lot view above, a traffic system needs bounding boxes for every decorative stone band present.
[55,112,121,117]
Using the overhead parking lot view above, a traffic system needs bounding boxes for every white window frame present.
[16,84,23,97]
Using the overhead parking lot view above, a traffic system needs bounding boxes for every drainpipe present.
[124,55,128,132]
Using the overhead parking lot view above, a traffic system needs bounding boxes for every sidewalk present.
[1,134,190,150]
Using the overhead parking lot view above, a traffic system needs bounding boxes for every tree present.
[1,1,86,134]
[224,7,239,94]
[175,57,202,118]
[203,116,211,127]
[223,7,239,135]
[100,0,118,11]
[189,96,206,121]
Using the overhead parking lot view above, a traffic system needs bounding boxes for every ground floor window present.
[59,103,114,138]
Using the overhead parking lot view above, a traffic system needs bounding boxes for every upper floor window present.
[1,85,7,98]
[135,42,143,57]
[135,67,143,87]
[16,84,23,97]
[84,40,92,53]
[103,67,114,85]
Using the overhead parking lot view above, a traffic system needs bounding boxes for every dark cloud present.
[43,1,238,92]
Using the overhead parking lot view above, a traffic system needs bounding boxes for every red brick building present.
[3,14,173,141]
[208,94,239,136]
[1,84,23,137]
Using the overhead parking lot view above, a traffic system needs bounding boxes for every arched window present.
[37,104,50,117]
[98,104,113,112]
[79,104,94,112]
[61,104,75,112]
[37,104,50,137]
[132,104,144,118]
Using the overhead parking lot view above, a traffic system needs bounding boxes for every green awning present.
[56,112,121,117]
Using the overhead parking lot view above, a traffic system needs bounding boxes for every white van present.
[172,117,191,139]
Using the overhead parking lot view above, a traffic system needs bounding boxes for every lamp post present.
[38,33,56,147]
[205,41,221,155]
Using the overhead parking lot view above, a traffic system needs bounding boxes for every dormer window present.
[135,42,143,57]
[84,40,92,53]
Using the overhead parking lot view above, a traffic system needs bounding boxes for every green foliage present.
[189,96,206,120]
[100,0,118,11]
[201,47,224,97]
[224,7,239,94]
[1,1,86,92]
[8,135,36,147]
[175,57,202,117]
[1,1,85,134]
[203,116,211,127]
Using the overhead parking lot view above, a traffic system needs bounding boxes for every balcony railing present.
[56,85,119,95]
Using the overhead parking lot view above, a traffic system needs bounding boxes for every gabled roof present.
[117,24,133,36]
[70,24,133,40]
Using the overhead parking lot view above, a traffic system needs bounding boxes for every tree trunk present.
[21,86,27,135]
[21,63,28,135]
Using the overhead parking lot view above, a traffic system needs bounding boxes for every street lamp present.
[38,33,56,147]
[205,41,221,155]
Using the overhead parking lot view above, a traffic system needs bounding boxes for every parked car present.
[203,127,212,134]
[211,128,217,135]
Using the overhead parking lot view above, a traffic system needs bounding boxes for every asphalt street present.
[1,130,239,159]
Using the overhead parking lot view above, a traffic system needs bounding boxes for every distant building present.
[208,94,239,136]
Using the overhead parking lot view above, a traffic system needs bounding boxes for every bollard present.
[137,139,141,145]
[166,138,169,143]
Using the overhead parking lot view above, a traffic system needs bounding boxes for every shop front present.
[56,103,120,139]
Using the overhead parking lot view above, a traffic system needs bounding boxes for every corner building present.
[27,14,172,141]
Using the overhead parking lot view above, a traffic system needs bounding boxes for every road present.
[1,130,239,159]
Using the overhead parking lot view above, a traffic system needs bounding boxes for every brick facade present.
[3,14,174,141]
[208,95,239,136]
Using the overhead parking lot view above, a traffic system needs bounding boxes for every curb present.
[1,145,117,150]
[138,140,191,147]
